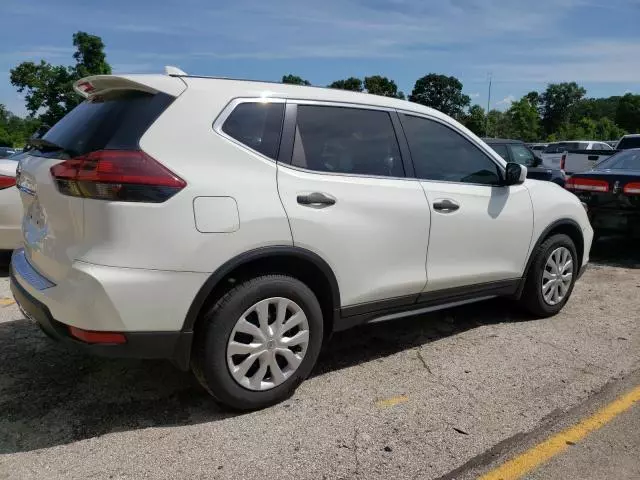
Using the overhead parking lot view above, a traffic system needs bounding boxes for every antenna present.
[164,66,187,76]
[485,72,492,137]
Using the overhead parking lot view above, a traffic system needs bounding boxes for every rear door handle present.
[433,199,459,213]
[297,192,336,208]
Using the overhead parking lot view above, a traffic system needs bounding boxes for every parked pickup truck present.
[541,141,612,169]
[561,148,618,175]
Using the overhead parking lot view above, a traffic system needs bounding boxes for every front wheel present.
[519,234,578,317]
[191,275,324,410]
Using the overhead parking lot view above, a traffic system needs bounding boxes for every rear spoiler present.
[73,73,186,99]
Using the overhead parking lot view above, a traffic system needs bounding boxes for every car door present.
[277,103,431,309]
[398,113,534,292]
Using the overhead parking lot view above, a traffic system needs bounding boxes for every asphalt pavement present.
[0,237,638,479]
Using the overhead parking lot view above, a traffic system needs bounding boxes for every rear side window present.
[617,137,640,150]
[37,91,173,158]
[291,105,404,177]
[400,114,501,185]
[222,102,285,160]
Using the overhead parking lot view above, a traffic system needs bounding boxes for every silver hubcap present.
[542,247,574,306]
[226,297,310,391]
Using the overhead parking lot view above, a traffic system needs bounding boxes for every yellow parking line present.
[479,384,640,480]
[0,298,15,306]
[376,395,409,408]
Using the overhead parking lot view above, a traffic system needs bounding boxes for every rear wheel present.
[192,275,323,410]
[519,234,578,317]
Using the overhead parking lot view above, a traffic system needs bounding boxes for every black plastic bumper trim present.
[10,268,192,370]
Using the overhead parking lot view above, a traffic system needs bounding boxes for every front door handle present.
[433,199,459,213]
[297,192,336,208]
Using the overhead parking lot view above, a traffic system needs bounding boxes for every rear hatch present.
[17,75,184,282]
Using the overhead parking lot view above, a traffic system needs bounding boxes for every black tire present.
[191,275,324,411]
[519,234,578,318]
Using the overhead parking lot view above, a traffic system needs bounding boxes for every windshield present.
[596,149,640,170]
[616,137,640,150]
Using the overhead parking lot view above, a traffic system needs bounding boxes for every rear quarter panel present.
[79,82,293,272]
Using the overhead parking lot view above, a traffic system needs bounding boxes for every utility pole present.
[485,73,492,137]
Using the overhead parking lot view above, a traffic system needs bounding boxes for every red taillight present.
[69,326,126,344]
[0,175,16,190]
[566,178,609,192]
[76,81,95,93]
[560,153,566,171]
[50,150,185,202]
[624,182,640,195]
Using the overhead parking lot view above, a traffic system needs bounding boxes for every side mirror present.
[504,162,527,185]
[531,156,542,167]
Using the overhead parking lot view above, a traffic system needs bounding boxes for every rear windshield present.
[34,91,173,158]
[596,149,640,170]
[616,137,640,150]
[543,142,582,153]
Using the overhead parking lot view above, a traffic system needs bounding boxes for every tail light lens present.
[623,182,640,195]
[560,154,566,170]
[50,150,185,203]
[566,178,609,192]
[0,175,16,190]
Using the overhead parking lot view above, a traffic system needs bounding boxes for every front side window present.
[509,144,535,166]
[222,102,285,160]
[291,105,404,177]
[400,114,501,185]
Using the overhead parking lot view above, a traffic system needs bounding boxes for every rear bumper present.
[589,209,640,236]
[10,268,193,369]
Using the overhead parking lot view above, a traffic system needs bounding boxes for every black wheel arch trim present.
[515,218,584,298]
[181,245,341,333]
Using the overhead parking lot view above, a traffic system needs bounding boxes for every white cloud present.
[496,94,516,107]
[469,92,480,99]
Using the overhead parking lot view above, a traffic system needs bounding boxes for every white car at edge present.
[11,68,593,410]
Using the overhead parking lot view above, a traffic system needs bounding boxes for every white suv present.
[11,70,593,410]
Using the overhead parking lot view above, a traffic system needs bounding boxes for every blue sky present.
[1,0,639,117]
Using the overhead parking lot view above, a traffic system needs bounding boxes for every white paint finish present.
[18,154,85,282]
[563,151,615,175]
[193,196,240,233]
[277,165,430,306]
[524,180,593,268]
[74,74,186,98]
[79,86,292,271]
[13,260,209,331]
[421,182,534,291]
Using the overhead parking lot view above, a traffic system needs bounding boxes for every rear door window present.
[489,144,510,161]
[222,102,285,160]
[36,91,174,158]
[508,145,535,166]
[291,105,404,177]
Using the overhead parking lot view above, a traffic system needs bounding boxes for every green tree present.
[539,82,587,136]
[281,74,311,86]
[463,105,486,136]
[408,74,470,119]
[615,93,640,133]
[328,77,363,92]
[573,96,620,122]
[363,75,404,99]
[505,97,540,142]
[10,31,111,126]
[594,117,626,140]
[0,104,40,147]
[486,110,510,138]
